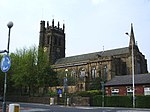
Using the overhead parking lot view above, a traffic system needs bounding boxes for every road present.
[19,103,150,112]
[1,102,150,112]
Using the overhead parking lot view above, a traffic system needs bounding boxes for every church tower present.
[39,19,65,64]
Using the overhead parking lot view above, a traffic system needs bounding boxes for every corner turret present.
[39,20,45,47]
[129,23,135,48]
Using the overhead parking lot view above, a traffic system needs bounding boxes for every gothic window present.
[137,62,141,74]
[99,64,102,80]
[91,67,96,79]
[71,70,76,80]
[122,62,127,75]
[80,68,86,81]
[103,65,108,81]
[115,58,121,75]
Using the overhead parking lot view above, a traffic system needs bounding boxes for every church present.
[39,19,148,92]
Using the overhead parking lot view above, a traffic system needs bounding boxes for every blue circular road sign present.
[57,89,62,94]
[1,55,11,72]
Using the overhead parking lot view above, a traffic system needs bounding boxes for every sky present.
[0,0,150,71]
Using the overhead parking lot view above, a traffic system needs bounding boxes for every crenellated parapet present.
[40,19,65,34]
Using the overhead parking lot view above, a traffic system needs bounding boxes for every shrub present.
[92,95,132,107]
[136,95,150,108]
[92,95,102,106]
[76,90,101,97]
[105,96,132,107]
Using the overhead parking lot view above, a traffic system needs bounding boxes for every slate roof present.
[55,47,129,65]
[105,74,150,87]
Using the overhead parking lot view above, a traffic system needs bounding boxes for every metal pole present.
[132,39,135,108]
[2,73,7,112]
[65,70,68,106]
[101,81,104,107]
[125,24,135,108]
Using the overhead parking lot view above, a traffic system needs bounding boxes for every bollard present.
[8,104,20,112]
[50,98,54,105]
[67,98,69,106]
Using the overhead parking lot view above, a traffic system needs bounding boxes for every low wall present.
[7,96,51,104]
[71,96,90,106]
[7,96,90,106]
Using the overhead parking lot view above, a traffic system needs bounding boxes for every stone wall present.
[7,96,90,106]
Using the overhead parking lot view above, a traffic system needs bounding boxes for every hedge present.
[76,90,101,97]
[92,95,150,108]
[105,96,132,107]
[136,95,150,108]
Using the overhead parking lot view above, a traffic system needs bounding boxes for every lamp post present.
[2,21,13,112]
[64,69,68,106]
[101,65,107,107]
[126,29,135,108]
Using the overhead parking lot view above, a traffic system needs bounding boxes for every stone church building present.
[39,19,148,92]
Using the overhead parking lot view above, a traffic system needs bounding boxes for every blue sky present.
[0,0,150,71]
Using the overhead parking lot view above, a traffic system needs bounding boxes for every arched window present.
[80,68,86,81]
[91,67,96,79]
[71,70,76,80]
[103,65,108,81]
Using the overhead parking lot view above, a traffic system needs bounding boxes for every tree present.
[7,46,58,96]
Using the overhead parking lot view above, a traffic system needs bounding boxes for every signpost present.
[1,21,13,112]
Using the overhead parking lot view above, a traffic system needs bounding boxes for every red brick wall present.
[119,86,126,96]
[105,87,111,96]
[135,85,144,95]
[105,85,145,96]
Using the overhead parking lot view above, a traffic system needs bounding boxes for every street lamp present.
[64,68,68,106]
[125,23,135,108]
[7,21,13,53]
[2,21,13,112]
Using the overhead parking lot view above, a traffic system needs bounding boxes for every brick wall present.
[106,85,145,96]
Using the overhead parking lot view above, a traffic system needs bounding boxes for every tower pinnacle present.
[129,23,135,47]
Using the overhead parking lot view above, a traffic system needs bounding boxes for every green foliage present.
[48,90,57,97]
[92,95,132,107]
[92,95,150,108]
[1,46,58,96]
[136,95,150,108]
[89,77,101,90]
[105,96,132,107]
[77,90,101,97]
[92,95,102,106]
